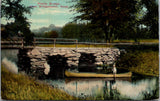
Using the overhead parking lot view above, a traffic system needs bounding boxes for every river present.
[1,49,159,100]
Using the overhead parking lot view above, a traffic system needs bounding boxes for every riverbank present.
[113,39,159,43]
[1,65,77,100]
[116,45,159,77]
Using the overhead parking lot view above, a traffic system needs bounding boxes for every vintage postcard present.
[1,0,159,100]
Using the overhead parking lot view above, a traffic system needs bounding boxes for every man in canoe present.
[112,63,117,77]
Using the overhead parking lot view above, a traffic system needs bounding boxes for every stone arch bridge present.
[18,47,122,78]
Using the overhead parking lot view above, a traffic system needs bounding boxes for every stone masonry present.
[27,47,121,76]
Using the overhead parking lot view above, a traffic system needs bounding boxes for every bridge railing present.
[1,37,79,48]
[34,37,78,48]
[1,37,158,49]
[1,37,25,49]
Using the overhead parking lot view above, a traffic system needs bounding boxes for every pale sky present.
[1,0,76,30]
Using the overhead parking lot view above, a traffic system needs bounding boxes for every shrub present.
[116,51,142,68]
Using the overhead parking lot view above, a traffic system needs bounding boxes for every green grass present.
[139,39,159,43]
[129,51,159,76]
[113,39,135,43]
[113,39,159,43]
[116,50,159,76]
[1,65,77,100]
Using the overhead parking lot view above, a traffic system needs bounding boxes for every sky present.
[1,0,76,30]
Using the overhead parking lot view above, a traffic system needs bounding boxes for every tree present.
[62,23,105,42]
[62,23,81,39]
[114,0,145,42]
[141,0,158,39]
[44,31,59,38]
[1,0,34,45]
[71,0,138,42]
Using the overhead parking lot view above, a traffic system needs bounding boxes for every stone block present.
[72,57,79,61]
[103,48,110,52]
[66,50,71,54]
[95,62,103,65]
[59,52,66,56]
[75,61,79,64]
[68,62,78,67]
[38,65,45,69]
[50,53,58,56]
[31,49,41,55]
[67,58,73,60]
[96,56,101,58]
[65,53,76,57]
[41,58,46,61]
[44,62,50,75]
[31,59,38,62]
[34,61,45,66]
[94,53,102,56]
[27,52,31,55]
[106,61,114,65]
[106,51,113,55]
[75,53,81,57]
[67,60,73,64]
[95,58,102,62]
[43,53,50,55]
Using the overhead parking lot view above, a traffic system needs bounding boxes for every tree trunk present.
[103,26,109,43]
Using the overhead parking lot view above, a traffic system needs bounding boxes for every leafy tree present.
[1,0,34,45]
[62,23,105,42]
[141,0,158,39]
[1,23,18,38]
[71,0,138,42]
[44,31,59,38]
[62,23,81,39]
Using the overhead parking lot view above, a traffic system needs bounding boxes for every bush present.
[116,51,142,68]
[116,49,159,76]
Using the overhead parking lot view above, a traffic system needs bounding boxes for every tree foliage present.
[1,0,34,45]
[44,31,59,38]
[62,23,105,42]
[141,0,158,39]
[71,0,138,42]
[70,0,158,41]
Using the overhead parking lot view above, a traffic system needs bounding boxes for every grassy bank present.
[113,39,159,43]
[1,65,77,100]
[116,45,159,76]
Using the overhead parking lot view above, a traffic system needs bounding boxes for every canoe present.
[65,70,132,78]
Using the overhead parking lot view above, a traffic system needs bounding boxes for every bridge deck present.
[1,37,158,49]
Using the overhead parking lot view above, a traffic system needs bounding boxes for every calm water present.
[1,49,19,63]
[45,77,159,100]
[1,49,159,100]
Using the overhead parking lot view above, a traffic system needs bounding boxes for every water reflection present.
[46,77,158,100]
[1,49,19,63]
[1,49,19,73]
[113,78,157,100]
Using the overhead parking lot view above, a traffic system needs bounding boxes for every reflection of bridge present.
[65,77,132,84]
[1,37,158,49]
